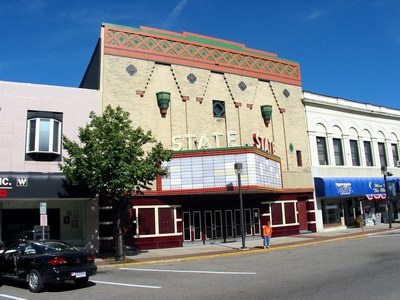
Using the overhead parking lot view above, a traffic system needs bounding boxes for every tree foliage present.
[60,105,171,200]
[59,105,171,257]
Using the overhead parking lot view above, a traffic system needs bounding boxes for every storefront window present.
[322,199,342,225]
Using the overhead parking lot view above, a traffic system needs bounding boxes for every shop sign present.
[0,177,12,189]
[0,176,29,198]
[16,177,28,187]
[335,182,353,195]
[252,133,276,154]
[172,131,238,150]
[0,177,12,198]
[369,181,385,194]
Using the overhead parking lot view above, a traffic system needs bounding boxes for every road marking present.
[369,234,400,238]
[0,294,27,300]
[92,280,161,289]
[120,267,257,275]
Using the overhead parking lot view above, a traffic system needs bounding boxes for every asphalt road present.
[1,230,400,300]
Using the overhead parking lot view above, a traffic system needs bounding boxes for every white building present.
[303,91,400,231]
[0,81,100,250]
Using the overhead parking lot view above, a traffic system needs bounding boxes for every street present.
[1,230,400,300]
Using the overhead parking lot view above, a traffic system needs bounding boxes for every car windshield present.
[14,230,34,240]
[39,241,79,253]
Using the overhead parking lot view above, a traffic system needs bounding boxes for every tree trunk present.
[113,200,124,261]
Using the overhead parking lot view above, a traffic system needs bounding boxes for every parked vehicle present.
[0,240,97,292]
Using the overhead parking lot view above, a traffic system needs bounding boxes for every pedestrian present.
[262,221,273,249]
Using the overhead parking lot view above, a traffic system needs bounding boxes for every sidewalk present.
[95,223,400,267]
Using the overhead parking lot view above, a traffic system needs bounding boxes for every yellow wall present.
[101,55,312,189]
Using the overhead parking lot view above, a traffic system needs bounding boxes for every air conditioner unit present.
[396,160,400,168]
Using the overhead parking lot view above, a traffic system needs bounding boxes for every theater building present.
[0,81,100,251]
[81,23,316,250]
[303,91,400,230]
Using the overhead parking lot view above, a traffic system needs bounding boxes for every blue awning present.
[314,177,399,199]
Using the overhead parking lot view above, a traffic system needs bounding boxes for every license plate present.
[72,271,86,278]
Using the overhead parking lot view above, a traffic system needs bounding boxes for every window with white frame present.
[317,136,328,165]
[392,144,399,166]
[363,141,373,166]
[350,140,360,166]
[26,111,62,160]
[333,138,344,166]
[378,142,387,167]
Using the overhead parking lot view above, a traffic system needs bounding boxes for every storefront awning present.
[0,172,91,199]
[314,177,399,199]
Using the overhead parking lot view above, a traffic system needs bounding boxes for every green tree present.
[60,105,171,260]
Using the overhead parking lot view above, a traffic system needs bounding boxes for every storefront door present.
[322,199,342,226]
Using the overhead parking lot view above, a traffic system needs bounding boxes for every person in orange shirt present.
[262,221,273,249]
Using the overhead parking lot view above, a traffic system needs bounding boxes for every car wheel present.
[28,269,44,293]
[74,276,89,287]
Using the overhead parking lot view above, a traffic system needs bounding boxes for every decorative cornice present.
[103,24,302,86]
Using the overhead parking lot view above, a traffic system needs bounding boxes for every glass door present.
[253,208,260,235]
[245,209,252,235]
[183,212,191,241]
[193,211,202,241]
[214,211,223,239]
[234,209,241,237]
[225,210,234,238]
[204,211,213,240]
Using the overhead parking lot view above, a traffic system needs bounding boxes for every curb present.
[96,230,381,268]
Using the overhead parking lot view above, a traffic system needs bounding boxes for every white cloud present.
[304,9,326,21]
[161,0,188,29]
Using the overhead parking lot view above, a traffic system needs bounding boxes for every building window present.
[26,111,62,161]
[333,138,344,166]
[364,141,373,166]
[213,100,225,118]
[296,150,302,167]
[317,137,328,165]
[350,140,360,166]
[378,142,387,167]
[392,144,399,166]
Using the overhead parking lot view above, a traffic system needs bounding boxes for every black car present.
[0,240,97,293]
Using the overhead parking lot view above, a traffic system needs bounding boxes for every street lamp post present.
[381,166,393,229]
[234,162,246,249]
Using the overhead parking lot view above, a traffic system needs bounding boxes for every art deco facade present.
[82,24,316,250]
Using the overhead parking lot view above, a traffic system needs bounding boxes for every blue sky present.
[1,0,399,109]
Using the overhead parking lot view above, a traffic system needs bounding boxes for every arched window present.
[362,129,373,166]
[376,131,387,167]
[348,127,360,166]
[315,123,328,165]
[390,133,399,166]
[332,126,344,166]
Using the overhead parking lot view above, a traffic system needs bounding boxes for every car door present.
[17,243,38,279]
[2,242,28,278]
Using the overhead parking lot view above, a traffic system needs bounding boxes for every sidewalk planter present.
[156,91,171,117]
[260,105,272,127]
